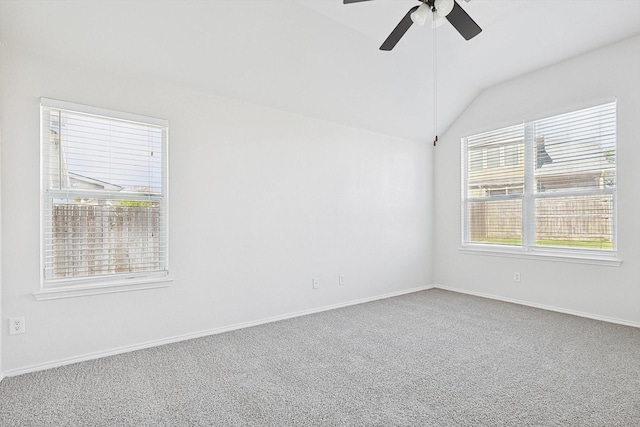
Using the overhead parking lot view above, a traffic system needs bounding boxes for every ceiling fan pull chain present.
[433,9,438,147]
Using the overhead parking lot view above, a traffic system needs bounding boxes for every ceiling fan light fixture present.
[345,0,482,50]
[435,0,455,17]
[410,3,430,26]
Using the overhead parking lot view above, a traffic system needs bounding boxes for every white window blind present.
[41,98,169,287]
[463,124,525,246]
[462,101,616,255]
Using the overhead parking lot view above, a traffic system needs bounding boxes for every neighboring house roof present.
[536,139,613,177]
[69,172,123,191]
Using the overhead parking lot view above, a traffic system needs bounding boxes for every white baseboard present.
[434,284,640,329]
[3,285,434,379]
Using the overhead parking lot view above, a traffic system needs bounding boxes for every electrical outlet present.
[9,317,26,335]
[312,278,319,289]
[339,275,345,286]
[513,272,521,283]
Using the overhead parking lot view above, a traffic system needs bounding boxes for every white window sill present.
[459,245,622,267]
[33,276,173,301]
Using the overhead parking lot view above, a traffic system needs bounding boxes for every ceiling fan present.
[344,0,482,50]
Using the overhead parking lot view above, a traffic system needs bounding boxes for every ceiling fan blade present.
[380,5,420,51]
[343,0,374,4]
[446,0,482,40]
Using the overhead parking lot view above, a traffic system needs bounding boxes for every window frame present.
[460,101,620,266]
[36,98,172,300]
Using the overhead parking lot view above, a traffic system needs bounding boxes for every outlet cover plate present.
[9,317,26,335]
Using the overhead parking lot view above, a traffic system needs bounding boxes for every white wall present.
[0,88,3,380]
[0,47,433,373]
[434,36,640,325]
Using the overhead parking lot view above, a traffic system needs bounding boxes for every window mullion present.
[523,122,536,249]
[461,137,469,245]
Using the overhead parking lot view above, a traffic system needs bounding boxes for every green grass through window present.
[471,238,613,250]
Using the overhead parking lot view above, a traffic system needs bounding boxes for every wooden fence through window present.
[469,194,613,244]
[50,204,161,279]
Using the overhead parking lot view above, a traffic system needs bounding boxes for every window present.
[461,101,616,259]
[39,98,169,297]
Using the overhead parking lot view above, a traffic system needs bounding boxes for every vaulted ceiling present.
[1,0,639,141]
